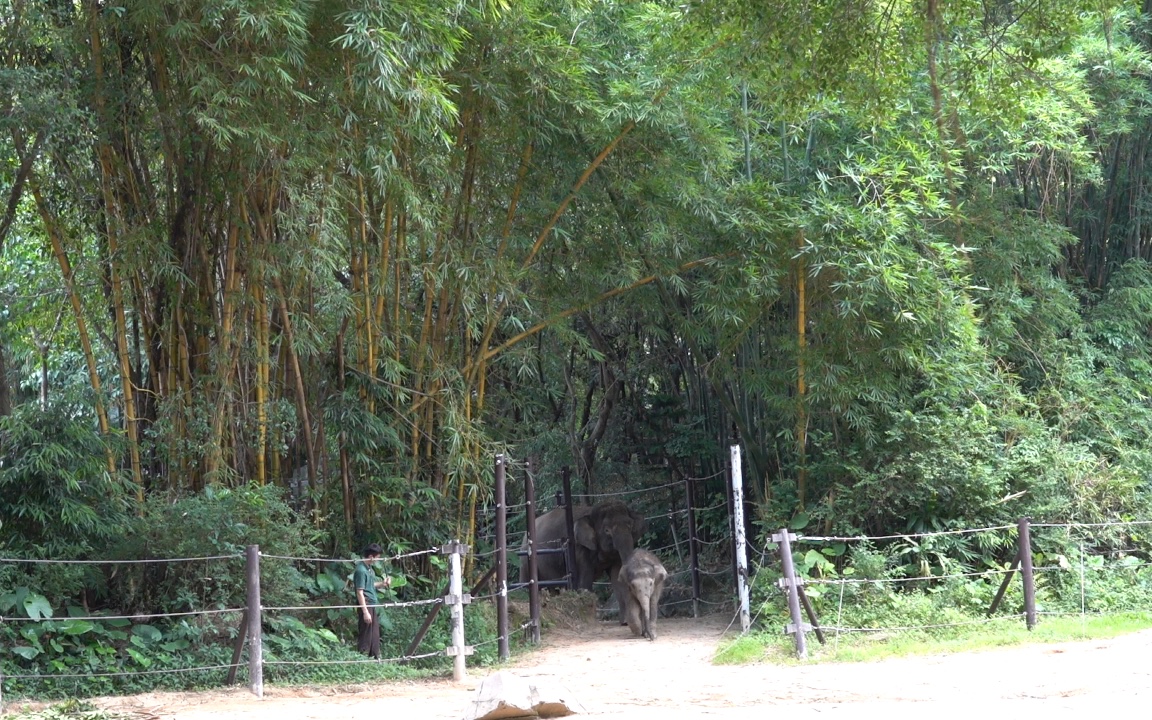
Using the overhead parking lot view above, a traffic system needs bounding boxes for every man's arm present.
[356,587,371,623]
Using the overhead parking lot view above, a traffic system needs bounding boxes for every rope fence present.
[751,515,1152,659]
[0,554,244,565]
[0,542,485,702]
[0,664,240,681]
[0,607,247,623]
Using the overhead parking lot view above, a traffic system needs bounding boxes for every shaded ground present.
[6,612,1152,719]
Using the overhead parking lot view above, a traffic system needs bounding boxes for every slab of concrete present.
[462,671,583,720]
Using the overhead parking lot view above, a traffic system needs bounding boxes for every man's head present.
[362,542,383,559]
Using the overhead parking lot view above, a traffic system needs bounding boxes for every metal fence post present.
[684,471,701,618]
[495,455,510,661]
[444,541,473,681]
[724,451,738,596]
[525,460,541,644]
[561,467,577,591]
[1018,517,1037,630]
[245,544,263,698]
[730,445,750,632]
[774,529,809,659]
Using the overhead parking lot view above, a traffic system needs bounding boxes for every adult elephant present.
[519,500,647,618]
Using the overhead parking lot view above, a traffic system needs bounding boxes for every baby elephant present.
[619,548,667,641]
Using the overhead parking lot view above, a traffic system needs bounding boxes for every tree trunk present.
[0,339,11,417]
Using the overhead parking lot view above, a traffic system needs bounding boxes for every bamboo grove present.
[7,0,1152,557]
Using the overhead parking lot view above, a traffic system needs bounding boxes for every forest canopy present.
[4,0,1152,567]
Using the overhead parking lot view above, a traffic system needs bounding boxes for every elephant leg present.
[637,579,655,640]
[575,551,597,592]
[645,575,665,640]
[625,593,643,637]
[610,562,630,625]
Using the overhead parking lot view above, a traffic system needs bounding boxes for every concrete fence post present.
[444,541,473,681]
[730,445,750,632]
[245,544,263,698]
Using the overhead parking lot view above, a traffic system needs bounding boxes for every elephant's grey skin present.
[518,501,647,620]
[518,504,594,591]
[583,501,647,621]
[619,548,667,640]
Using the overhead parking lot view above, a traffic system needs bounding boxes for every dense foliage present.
[6,0,1152,695]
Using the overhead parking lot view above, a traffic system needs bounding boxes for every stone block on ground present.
[462,670,583,720]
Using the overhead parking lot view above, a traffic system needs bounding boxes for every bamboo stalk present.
[496,142,534,261]
[358,175,376,413]
[796,231,807,509]
[207,215,241,484]
[105,210,144,500]
[464,255,725,376]
[273,275,318,503]
[374,198,393,337]
[393,209,406,362]
[255,279,269,486]
[336,322,355,530]
[89,3,143,498]
[471,114,650,390]
[31,183,117,476]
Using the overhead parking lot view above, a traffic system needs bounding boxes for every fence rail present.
[759,514,1152,659]
[0,542,470,705]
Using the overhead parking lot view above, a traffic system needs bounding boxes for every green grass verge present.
[714,611,1152,665]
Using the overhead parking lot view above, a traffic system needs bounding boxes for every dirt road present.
[11,614,1152,719]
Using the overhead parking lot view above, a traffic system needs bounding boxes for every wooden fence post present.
[986,553,1021,617]
[245,544,263,698]
[1019,517,1037,630]
[730,445,750,632]
[774,529,809,659]
[495,455,510,661]
[525,460,541,644]
[444,540,473,682]
[226,610,248,684]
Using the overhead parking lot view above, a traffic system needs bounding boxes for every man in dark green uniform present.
[354,542,391,658]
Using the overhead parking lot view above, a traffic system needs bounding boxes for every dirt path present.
[9,615,1152,719]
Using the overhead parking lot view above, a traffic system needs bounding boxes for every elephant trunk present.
[612,526,637,564]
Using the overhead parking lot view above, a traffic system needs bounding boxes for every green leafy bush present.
[103,484,319,615]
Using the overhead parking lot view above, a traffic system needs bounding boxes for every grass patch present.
[3,700,137,720]
[713,612,1152,665]
[713,634,766,665]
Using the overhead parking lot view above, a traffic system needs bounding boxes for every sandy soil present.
[7,613,1152,720]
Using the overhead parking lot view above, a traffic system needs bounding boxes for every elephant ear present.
[574,515,597,550]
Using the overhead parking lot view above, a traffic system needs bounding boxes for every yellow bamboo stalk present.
[271,325,289,484]
[374,198,393,335]
[335,324,355,528]
[394,210,406,361]
[206,217,241,484]
[88,5,143,499]
[30,184,115,477]
[255,279,269,486]
[273,274,319,501]
[357,175,376,413]
[463,255,725,380]
[470,119,644,394]
[105,214,144,500]
[497,142,534,257]
[796,232,808,509]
